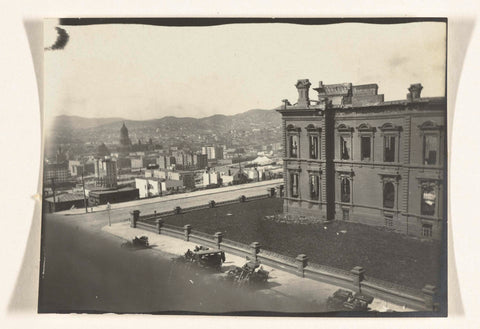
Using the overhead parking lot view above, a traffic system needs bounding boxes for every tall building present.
[201,146,224,160]
[44,162,70,186]
[119,122,132,148]
[193,153,208,169]
[277,79,446,240]
[94,158,118,188]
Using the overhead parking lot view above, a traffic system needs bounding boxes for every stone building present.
[277,79,446,240]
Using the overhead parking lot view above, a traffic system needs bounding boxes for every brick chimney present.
[407,83,423,101]
[295,79,311,107]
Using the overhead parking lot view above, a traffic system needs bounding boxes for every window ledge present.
[284,196,300,201]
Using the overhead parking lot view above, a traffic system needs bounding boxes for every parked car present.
[326,289,374,312]
[184,246,225,271]
[121,236,150,249]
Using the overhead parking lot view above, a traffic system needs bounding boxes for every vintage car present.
[226,261,269,286]
[184,246,226,271]
[121,236,150,249]
[326,289,374,312]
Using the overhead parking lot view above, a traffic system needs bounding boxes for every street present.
[60,179,282,219]
[38,211,327,314]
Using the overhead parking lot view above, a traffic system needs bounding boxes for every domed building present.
[119,122,132,148]
[96,142,110,158]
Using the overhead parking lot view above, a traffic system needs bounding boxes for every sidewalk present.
[103,221,412,313]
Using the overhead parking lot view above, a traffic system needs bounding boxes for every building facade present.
[94,158,118,188]
[202,146,224,160]
[277,79,446,240]
[44,162,71,186]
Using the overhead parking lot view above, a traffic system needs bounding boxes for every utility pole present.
[51,177,56,212]
[106,202,111,226]
[81,164,88,213]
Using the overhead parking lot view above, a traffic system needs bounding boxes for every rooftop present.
[277,80,445,112]
[45,193,85,203]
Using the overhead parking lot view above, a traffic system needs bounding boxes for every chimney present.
[407,83,423,101]
[295,79,311,107]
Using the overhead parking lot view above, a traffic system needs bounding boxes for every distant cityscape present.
[43,109,284,213]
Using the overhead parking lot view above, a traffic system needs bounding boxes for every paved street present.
[61,179,283,219]
[39,210,331,314]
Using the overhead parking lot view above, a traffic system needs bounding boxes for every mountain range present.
[48,109,283,146]
[52,109,281,132]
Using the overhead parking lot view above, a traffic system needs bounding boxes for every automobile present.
[184,246,226,271]
[326,289,374,312]
[121,236,150,249]
[226,261,269,286]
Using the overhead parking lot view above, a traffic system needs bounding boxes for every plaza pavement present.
[103,221,413,313]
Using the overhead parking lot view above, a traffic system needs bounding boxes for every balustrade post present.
[296,254,308,278]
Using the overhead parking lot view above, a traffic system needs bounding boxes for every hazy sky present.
[44,20,446,125]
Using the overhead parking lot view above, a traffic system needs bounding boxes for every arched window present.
[383,182,395,209]
[341,178,350,203]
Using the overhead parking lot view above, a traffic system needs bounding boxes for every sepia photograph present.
[38,17,447,316]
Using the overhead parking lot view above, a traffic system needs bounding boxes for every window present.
[309,175,320,200]
[383,182,395,209]
[341,178,350,203]
[340,136,351,160]
[421,185,436,216]
[423,135,439,165]
[290,173,299,198]
[342,209,350,221]
[384,136,396,162]
[361,136,371,160]
[309,135,319,159]
[422,224,433,237]
[289,135,299,158]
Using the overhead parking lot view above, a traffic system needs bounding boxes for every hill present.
[46,109,282,152]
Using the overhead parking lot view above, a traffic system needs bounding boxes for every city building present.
[68,160,81,176]
[130,156,143,171]
[193,153,208,169]
[44,193,86,213]
[157,154,176,169]
[135,177,163,198]
[94,158,118,188]
[43,162,71,187]
[201,146,224,160]
[96,142,111,158]
[203,170,222,187]
[277,79,446,240]
[119,122,132,149]
[88,187,139,205]
[144,168,196,189]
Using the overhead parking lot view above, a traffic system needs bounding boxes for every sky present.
[44,20,446,126]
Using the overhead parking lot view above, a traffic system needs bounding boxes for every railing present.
[135,221,157,234]
[259,249,297,265]
[135,192,271,223]
[363,275,424,298]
